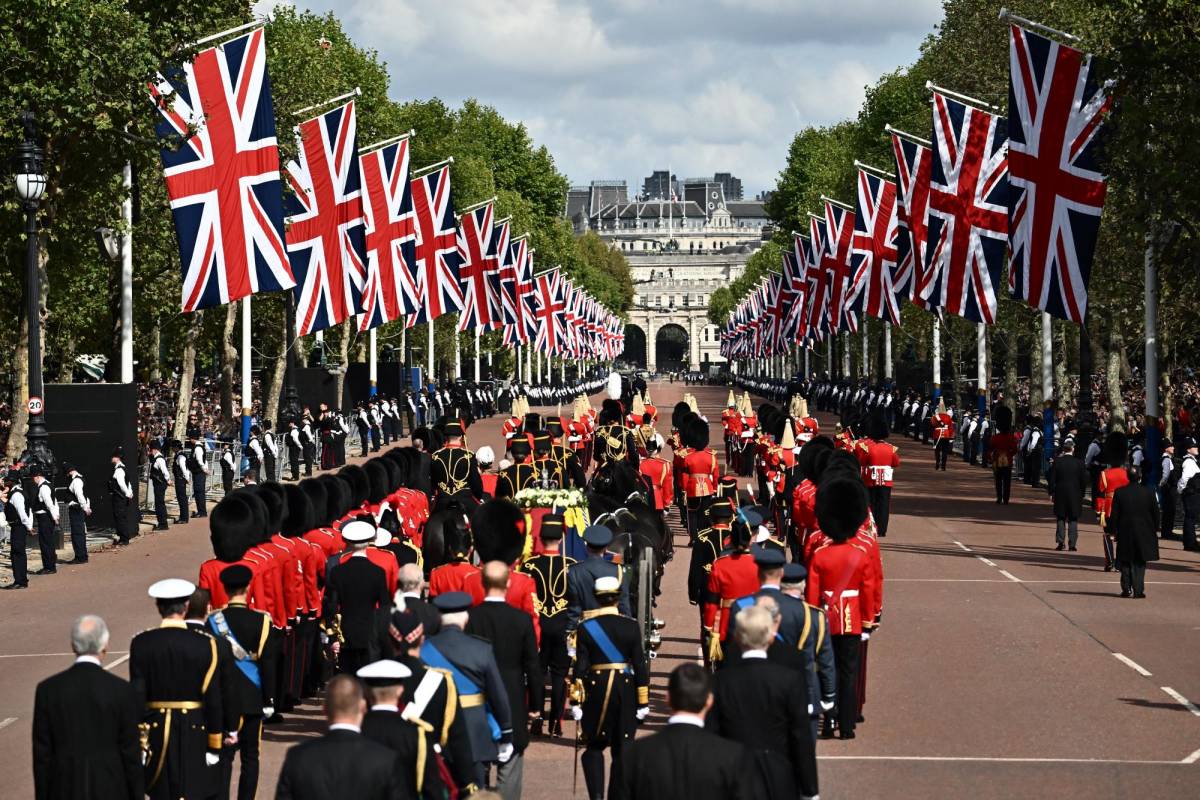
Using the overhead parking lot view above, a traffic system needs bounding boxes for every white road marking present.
[1161,687,1200,717]
[105,654,130,672]
[1183,748,1200,765]
[952,540,972,552]
[997,570,1022,583]
[1112,653,1152,677]
[0,717,16,731]
[976,556,997,568]
[818,754,1191,765]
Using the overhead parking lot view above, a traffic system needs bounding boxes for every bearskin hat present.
[685,415,710,450]
[816,477,869,542]
[1104,431,1128,468]
[824,449,863,482]
[993,404,1013,434]
[378,457,403,493]
[598,399,624,425]
[318,474,350,523]
[299,478,328,528]
[232,487,270,545]
[810,448,834,485]
[867,409,889,441]
[365,459,391,505]
[340,464,370,509]
[472,499,526,564]
[281,483,314,538]
[209,494,255,562]
[671,401,691,430]
[255,482,288,535]
[797,436,836,483]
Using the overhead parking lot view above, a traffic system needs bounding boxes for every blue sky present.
[257,0,945,196]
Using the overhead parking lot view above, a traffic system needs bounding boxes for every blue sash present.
[732,594,783,642]
[582,619,633,675]
[207,613,261,688]
[421,641,501,741]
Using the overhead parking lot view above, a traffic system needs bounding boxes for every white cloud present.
[293,0,944,194]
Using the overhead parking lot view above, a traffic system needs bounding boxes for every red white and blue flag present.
[891,131,933,311]
[408,165,464,326]
[1007,23,1112,324]
[502,236,532,345]
[805,215,831,342]
[457,202,502,332]
[285,100,368,335]
[823,200,858,335]
[923,91,1009,323]
[533,269,566,355]
[149,28,294,313]
[358,136,419,331]
[848,169,903,326]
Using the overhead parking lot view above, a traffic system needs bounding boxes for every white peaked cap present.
[341,519,377,543]
[356,659,413,682]
[594,576,620,594]
[148,578,196,600]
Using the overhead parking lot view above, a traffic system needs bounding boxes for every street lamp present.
[14,110,55,481]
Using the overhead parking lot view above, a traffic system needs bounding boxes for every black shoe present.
[154,524,169,531]
[1134,593,1146,598]
[265,712,284,724]
[114,539,131,547]
[195,512,207,518]
[529,718,544,737]
[2,582,28,590]
[1069,546,1078,551]
[1119,591,1132,598]
[839,731,857,740]
[62,558,88,565]
[176,518,188,525]
[35,568,57,575]
[1103,565,1113,572]
[1055,543,1065,551]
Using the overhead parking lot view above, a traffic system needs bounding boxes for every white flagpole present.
[427,322,435,387]
[369,327,377,397]
[537,350,543,384]
[977,322,987,411]
[241,296,252,444]
[474,327,481,382]
[862,320,869,380]
[1041,312,1053,402]
[120,159,134,384]
[884,323,893,381]
[932,320,942,395]
[454,327,462,380]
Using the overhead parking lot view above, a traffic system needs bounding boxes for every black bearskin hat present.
[685,415,710,450]
[993,404,1013,435]
[1104,431,1128,468]
[281,483,314,538]
[671,401,691,430]
[339,464,370,509]
[442,511,474,560]
[365,460,390,505]
[299,478,328,528]
[824,449,863,482]
[255,482,288,536]
[867,410,889,441]
[209,494,255,562]
[810,448,835,485]
[318,474,350,523]
[598,399,623,425]
[232,487,270,545]
[379,457,402,493]
[472,499,526,564]
[816,477,869,542]
[798,436,835,483]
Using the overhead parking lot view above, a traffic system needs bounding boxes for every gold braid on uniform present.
[437,449,472,496]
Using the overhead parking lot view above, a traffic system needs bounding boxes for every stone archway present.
[619,324,647,368]
[655,323,689,372]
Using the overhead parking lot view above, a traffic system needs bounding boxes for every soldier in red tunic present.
[702,510,760,666]
[857,413,900,537]
[638,434,673,515]
[1097,432,1129,571]
[931,398,956,471]
[721,391,740,468]
[428,517,479,597]
[682,416,721,542]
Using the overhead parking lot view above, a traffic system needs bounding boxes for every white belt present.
[868,466,893,483]
[825,589,859,598]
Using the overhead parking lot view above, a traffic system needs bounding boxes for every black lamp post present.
[14,111,55,482]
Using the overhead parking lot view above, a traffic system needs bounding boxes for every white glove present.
[635,706,650,721]
[496,742,514,763]
[570,706,583,721]
[820,700,834,712]
[567,647,576,660]
[205,752,221,767]
[861,631,871,642]
[263,706,275,718]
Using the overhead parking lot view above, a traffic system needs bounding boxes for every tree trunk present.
[56,332,75,383]
[336,319,351,408]
[262,312,287,427]
[149,318,162,383]
[1054,322,1069,412]
[1106,326,1126,432]
[220,302,237,425]
[1027,328,1043,414]
[172,311,204,441]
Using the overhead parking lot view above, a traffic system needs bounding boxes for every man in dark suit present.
[1111,472,1161,598]
[357,660,442,800]
[1049,439,1088,551]
[619,663,748,800]
[707,604,819,799]
[276,674,405,799]
[325,520,392,675]
[33,615,143,800]
[466,562,543,799]
[394,563,441,638]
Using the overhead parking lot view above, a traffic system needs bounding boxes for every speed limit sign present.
[27,396,43,415]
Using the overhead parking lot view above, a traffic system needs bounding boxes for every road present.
[2,380,1198,798]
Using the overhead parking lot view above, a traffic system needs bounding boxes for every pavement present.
[2,380,1199,799]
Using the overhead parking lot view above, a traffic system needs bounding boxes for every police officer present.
[569,575,650,800]
[262,421,278,483]
[29,464,59,574]
[285,420,302,482]
[566,525,632,637]
[519,515,577,736]
[149,442,171,531]
[421,592,514,788]
[246,426,264,483]
[129,578,223,800]
[431,421,483,511]
[187,433,210,517]
[219,442,236,494]
[110,446,135,545]
[2,470,32,589]
[63,462,91,564]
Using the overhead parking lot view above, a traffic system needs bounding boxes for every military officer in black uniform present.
[531,431,563,488]
[569,575,650,800]
[207,565,277,800]
[721,547,809,656]
[421,592,514,788]
[592,400,640,469]
[781,562,837,735]
[357,659,443,799]
[129,579,223,800]
[566,525,632,637]
[495,438,539,499]
[324,520,390,676]
[546,418,587,488]
[518,515,576,736]
[431,421,484,511]
[688,499,734,612]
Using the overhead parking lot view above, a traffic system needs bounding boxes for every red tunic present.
[269,534,305,620]
[244,545,286,627]
[672,445,694,498]
[428,560,479,597]
[796,417,820,443]
[639,456,673,511]
[805,540,878,635]
[858,440,900,487]
[198,557,262,612]
[480,472,498,497]
[792,479,818,549]
[932,412,956,441]
[683,449,720,499]
[462,569,541,644]
[703,551,760,639]
[989,432,1020,468]
[1097,466,1130,526]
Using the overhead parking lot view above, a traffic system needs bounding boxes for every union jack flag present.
[923,91,1009,323]
[286,100,368,335]
[890,132,933,311]
[805,215,830,342]
[780,248,807,345]
[1007,23,1112,323]
[408,165,464,326]
[457,202,502,332]
[149,29,295,313]
[533,269,566,355]
[823,200,858,334]
[848,169,903,326]
[358,137,419,331]
[502,237,532,346]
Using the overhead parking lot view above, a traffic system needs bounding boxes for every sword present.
[572,716,581,797]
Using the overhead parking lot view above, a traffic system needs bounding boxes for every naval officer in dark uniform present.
[565,525,631,638]
[421,592,514,789]
[129,578,223,800]
[518,515,576,736]
[569,575,650,800]
[431,421,484,511]
[357,659,443,800]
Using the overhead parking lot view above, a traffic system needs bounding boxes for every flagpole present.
[825,337,832,378]
[412,156,455,177]
[369,327,378,397]
[454,327,462,380]
[820,195,855,212]
[925,81,1001,113]
[853,160,896,180]
[998,8,1081,43]
[120,159,134,384]
[884,323,893,381]
[187,20,260,49]
[862,320,869,380]
[804,346,810,380]
[1041,312,1054,403]
[884,124,933,148]
[977,322,987,415]
[359,129,415,155]
[932,319,942,399]
[241,296,252,445]
[474,327,481,382]
[427,322,435,388]
[293,87,362,118]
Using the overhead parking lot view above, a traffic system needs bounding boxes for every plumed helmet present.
[780,420,796,450]
[607,372,622,400]
[816,477,869,542]
[472,499,526,564]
